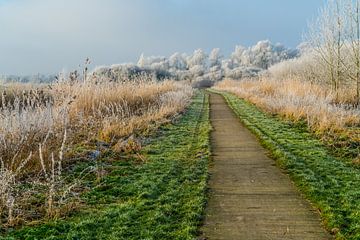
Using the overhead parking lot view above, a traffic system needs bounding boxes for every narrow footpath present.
[201,93,332,240]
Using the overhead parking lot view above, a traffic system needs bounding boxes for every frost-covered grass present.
[214,78,360,162]
[268,51,360,105]
[215,90,360,239]
[0,75,193,229]
[1,91,211,240]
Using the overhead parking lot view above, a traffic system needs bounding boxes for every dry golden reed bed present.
[0,75,193,227]
[214,78,360,161]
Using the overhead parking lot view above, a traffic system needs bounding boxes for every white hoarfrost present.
[91,40,299,86]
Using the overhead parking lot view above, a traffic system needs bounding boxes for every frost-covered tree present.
[306,0,346,91]
[169,52,187,70]
[137,53,146,68]
[220,40,297,79]
[209,48,223,68]
[302,0,360,103]
[186,49,208,80]
[187,49,208,68]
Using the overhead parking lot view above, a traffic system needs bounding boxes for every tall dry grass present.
[0,74,193,227]
[214,78,360,159]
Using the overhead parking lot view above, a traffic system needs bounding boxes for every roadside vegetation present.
[214,78,360,163]
[1,91,210,239]
[0,69,195,234]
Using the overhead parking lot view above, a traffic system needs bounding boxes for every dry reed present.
[214,78,360,159]
[0,73,193,227]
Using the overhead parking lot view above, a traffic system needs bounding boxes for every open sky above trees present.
[0,0,324,75]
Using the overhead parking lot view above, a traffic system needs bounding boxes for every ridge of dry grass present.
[214,78,360,162]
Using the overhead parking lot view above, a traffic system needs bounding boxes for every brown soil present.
[200,93,332,240]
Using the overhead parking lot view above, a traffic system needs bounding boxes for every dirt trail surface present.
[201,93,331,240]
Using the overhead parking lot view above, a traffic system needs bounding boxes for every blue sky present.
[0,0,325,75]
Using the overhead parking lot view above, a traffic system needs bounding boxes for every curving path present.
[201,93,332,240]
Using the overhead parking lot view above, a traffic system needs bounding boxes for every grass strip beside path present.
[2,92,211,240]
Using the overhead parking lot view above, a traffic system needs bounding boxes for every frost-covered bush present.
[268,50,319,82]
[221,40,298,79]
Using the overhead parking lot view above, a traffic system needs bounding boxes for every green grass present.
[212,90,360,240]
[1,92,211,240]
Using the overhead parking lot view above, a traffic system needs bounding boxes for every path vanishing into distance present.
[201,93,332,240]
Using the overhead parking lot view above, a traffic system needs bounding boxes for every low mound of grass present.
[215,90,360,240]
[1,92,211,240]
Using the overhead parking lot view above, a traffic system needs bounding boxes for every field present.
[3,0,360,239]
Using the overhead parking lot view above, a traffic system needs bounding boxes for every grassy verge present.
[212,90,360,240]
[1,92,211,240]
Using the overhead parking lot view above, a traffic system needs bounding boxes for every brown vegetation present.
[214,78,360,160]
[0,74,193,227]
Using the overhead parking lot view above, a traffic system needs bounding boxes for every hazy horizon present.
[0,0,325,75]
